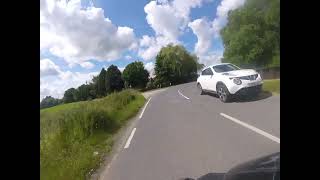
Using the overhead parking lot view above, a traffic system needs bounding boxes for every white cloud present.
[138,35,179,60]
[40,58,99,101]
[212,0,246,37]
[188,18,214,56]
[197,51,223,66]
[80,62,95,69]
[119,67,125,72]
[188,0,245,65]
[40,70,99,101]
[40,0,136,65]
[139,0,208,61]
[40,58,61,77]
[144,62,155,76]
[125,55,132,60]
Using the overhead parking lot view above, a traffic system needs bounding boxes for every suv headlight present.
[233,78,242,85]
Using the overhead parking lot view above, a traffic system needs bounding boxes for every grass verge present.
[40,90,145,180]
[263,79,280,94]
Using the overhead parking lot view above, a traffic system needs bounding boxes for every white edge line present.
[220,113,280,144]
[124,128,137,149]
[178,90,190,100]
[139,97,152,119]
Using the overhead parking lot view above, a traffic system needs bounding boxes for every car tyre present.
[217,83,231,103]
[197,83,204,95]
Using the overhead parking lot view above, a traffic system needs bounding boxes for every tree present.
[105,65,124,93]
[122,61,149,89]
[97,68,107,97]
[63,88,78,103]
[154,44,199,86]
[40,96,62,109]
[221,0,279,68]
[87,75,98,100]
[77,84,90,101]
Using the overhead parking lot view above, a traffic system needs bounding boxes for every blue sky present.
[40,0,245,100]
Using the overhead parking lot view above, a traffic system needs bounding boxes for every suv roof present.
[202,63,232,71]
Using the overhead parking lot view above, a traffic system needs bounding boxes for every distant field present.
[40,90,145,180]
[263,79,280,94]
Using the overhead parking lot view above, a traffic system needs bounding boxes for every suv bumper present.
[234,84,262,96]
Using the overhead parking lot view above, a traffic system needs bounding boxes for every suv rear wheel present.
[217,84,231,102]
[197,83,204,95]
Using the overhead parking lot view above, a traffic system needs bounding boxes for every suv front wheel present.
[217,84,231,103]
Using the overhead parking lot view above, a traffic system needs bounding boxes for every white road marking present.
[124,128,137,149]
[178,90,190,100]
[220,113,280,144]
[139,97,152,119]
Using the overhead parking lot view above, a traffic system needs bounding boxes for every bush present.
[40,90,145,180]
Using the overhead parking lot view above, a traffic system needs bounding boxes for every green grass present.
[40,90,145,180]
[263,79,280,94]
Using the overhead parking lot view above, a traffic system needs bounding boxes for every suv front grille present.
[239,74,258,80]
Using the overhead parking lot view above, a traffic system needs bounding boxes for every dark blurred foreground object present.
[180,152,280,180]
[224,152,280,180]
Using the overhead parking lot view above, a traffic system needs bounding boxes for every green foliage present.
[263,79,280,94]
[63,88,78,103]
[40,96,63,109]
[105,65,124,93]
[144,78,156,91]
[197,63,205,71]
[40,90,146,180]
[97,68,107,97]
[76,84,91,101]
[155,44,199,86]
[221,0,279,68]
[122,61,149,88]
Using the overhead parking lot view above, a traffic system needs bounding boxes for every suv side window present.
[202,68,213,75]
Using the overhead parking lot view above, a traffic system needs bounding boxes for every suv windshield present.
[212,64,240,73]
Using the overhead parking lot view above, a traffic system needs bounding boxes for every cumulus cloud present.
[138,35,179,60]
[40,58,99,101]
[40,0,136,65]
[80,62,95,69]
[118,67,125,72]
[139,0,207,61]
[212,0,246,37]
[125,55,132,60]
[40,70,99,101]
[188,18,214,56]
[198,51,223,65]
[188,0,245,65]
[40,58,61,77]
[144,62,155,76]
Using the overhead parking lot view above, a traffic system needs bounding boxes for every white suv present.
[197,63,263,102]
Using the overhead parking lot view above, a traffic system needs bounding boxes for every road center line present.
[139,97,152,119]
[178,90,190,100]
[220,113,280,144]
[124,128,136,149]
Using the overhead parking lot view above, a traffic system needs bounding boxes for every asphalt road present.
[101,82,280,180]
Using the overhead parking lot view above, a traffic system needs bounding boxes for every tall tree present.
[154,44,198,86]
[221,0,279,68]
[77,84,90,101]
[105,65,124,93]
[97,68,107,97]
[123,61,149,88]
[63,88,78,103]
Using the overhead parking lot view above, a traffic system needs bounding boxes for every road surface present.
[101,82,280,180]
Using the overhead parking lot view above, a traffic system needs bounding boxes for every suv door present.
[206,67,217,92]
[201,68,214,90]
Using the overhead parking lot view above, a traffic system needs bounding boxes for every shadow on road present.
[179,173,225,180]
[204,91,273,103]
[234,91,273,103]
